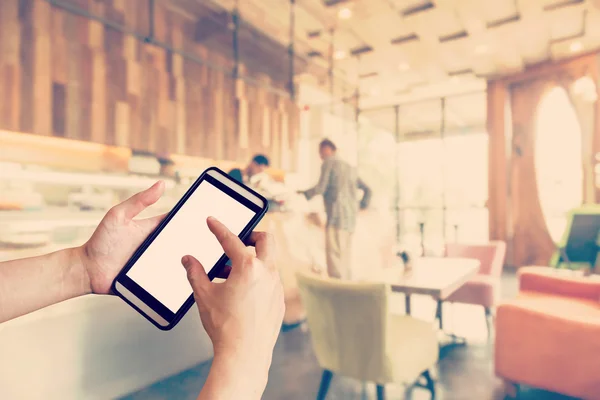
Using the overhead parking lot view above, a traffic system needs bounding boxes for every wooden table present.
[371,257,480,314]
[371,257,481,359]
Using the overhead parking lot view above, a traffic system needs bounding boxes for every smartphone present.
[112,167,269,330]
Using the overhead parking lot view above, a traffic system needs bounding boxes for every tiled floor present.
[123,270,576,400]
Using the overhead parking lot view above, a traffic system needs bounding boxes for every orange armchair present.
[495,267,600,399]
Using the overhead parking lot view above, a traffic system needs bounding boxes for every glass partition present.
[360,91,488,255]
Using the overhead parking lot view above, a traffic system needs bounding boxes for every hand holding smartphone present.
[185,218,285,398]
[112,167,269,330]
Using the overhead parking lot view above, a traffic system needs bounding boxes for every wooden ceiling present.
[168,0,600,134]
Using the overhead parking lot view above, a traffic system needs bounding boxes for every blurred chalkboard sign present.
[551,207,600,270]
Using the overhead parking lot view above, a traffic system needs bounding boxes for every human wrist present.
[215,345,271,385]
[200,347,270,400]
[68,246,93,296]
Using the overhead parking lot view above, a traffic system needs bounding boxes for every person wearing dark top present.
[228,168,244,183]
[300,139,371,280]
[244,155,271,193]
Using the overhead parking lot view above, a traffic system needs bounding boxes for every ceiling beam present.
[194,11,230,42]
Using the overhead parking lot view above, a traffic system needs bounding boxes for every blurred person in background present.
[244,154,286,202]
[0,182,284,400]
[227,168,244,183]
[244,154,271,191]
[299,139,371,280]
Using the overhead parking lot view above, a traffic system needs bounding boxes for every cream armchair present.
[296,271,438,400]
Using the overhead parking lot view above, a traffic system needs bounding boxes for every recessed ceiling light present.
[398,62,410,71]
[570,41,583,53]
[334,50,347,60]
[475,44,489,55]
[338,7,352,19]
[466,20,486,33]
[370,86,381,96]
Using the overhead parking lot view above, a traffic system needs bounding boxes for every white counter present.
[0,295,213,400]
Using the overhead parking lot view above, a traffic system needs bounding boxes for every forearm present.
[303,186,319,200]
[360,189,372,209]
[304,181,327,200]
[198,350,269,400]
[304,160,333,200]
[357,178,371,209]
[0,247,91,323]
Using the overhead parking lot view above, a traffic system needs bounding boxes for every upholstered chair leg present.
[423,370,436,398]
[316,369,333,400]
[360,382,368,400]
[376,384,385,400]
[484,307,494,339]
[502,379,519,398]
[435,300,444,330]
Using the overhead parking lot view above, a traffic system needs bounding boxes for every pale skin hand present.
[182,217,285,400]
[0,181,168,322]
[81,181,168,294]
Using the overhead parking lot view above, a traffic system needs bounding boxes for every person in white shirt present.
[244,154,285,201]
[244,154,270,191]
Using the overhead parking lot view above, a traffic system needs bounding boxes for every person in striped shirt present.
[300,139,371,280]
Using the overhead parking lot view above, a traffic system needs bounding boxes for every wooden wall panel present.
[51,82,66,136]
[91,52,107,144]
[114,101,129,147]
[0,1,21,134]
[65,38,82,140]
[0,0,300,170]
[488,53,600,267]
[594,54,600,204]
[486,81,507,243]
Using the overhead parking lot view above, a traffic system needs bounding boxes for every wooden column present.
[594,53,600,203]
[487,81,508,243]
[509,80,556,266]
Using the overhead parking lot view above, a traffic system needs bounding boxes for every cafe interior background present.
[2,0,600,399]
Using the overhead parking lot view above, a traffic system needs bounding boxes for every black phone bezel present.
[111,166,269,331]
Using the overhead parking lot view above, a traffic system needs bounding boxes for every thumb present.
[113,181,165,221]
[181,255,210,294]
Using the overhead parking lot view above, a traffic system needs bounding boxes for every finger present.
[114,181,165,221]
[181,255,210,293]
[247,231,276,266]
[207,217,248,265]
[137,212,167,232]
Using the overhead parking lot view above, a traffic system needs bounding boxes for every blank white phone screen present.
[126,180,256,313]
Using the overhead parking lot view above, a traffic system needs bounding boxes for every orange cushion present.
[495,294,600,399]
[515,291,600,324]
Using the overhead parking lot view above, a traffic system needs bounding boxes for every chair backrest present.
[296,271,391,382]
[445,241,506,276]
[550,205,600,268]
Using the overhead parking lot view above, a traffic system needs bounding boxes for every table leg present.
[437,302,467,358]
[405,294,412,315]
[435,300,443,330]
